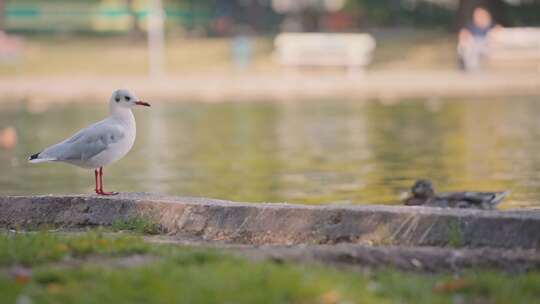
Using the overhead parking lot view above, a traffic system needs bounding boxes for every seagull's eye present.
[125,96,131,101]
[115,97,120,102]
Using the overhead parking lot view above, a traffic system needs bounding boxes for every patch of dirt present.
[145,235,540,273]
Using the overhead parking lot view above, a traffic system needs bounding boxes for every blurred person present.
[231,24,254,70]
[457,7,501,72]
[214,0,235,36]
[321,11,354,32]
[0,31,23,63]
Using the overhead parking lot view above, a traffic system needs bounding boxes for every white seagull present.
[29,89,150,195]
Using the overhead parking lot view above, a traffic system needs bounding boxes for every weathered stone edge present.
[1,193,540,249]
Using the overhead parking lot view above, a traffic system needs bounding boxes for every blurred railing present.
[4,2,211,33]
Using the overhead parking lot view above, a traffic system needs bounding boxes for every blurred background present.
[1,0,540,208]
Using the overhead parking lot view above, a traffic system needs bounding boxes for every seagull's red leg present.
[94,169,101,195]
[98,167,118,196]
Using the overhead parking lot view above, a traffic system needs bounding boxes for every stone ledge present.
[1,193,540,249]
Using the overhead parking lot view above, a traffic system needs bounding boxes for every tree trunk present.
[456,0,509,31]
[0,0,5,32]
[126,0,143,39]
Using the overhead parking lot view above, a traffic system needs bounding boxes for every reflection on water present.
[2,97,540,208]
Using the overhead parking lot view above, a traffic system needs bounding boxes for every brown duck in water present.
[402,179,508,209]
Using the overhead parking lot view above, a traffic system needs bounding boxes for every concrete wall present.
[1,193,539,248]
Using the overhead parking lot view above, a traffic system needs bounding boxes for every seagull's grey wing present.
[40,120,125,161]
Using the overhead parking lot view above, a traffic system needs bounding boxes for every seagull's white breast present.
[85,121,136,168]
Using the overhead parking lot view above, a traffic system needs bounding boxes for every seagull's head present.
[110,89,151,109]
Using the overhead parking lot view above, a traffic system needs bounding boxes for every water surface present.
[2,97,540,208]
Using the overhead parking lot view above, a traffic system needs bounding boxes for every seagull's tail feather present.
[492,191,510,205]
[28,152,56,163]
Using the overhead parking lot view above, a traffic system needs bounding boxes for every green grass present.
[1,231,540,304]
[446,219,465,248]
[111,215,162,234]
[0,231,149,266]
[0,35,275,77]
[0,30,458,78]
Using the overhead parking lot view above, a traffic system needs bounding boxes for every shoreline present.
[1,70,539,104]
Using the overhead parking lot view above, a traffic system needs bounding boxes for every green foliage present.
[111,215,161,234]
[345,0,455,27]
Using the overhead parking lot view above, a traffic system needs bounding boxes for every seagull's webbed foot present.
[96,190,119,196]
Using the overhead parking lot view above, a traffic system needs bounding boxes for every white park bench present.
[273,33,376,73]
[487,27,540,71]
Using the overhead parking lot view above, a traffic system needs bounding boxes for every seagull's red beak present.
[135,101,151,107]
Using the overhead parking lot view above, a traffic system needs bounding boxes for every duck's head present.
[109,89,150,110]
[411,179,435,198]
